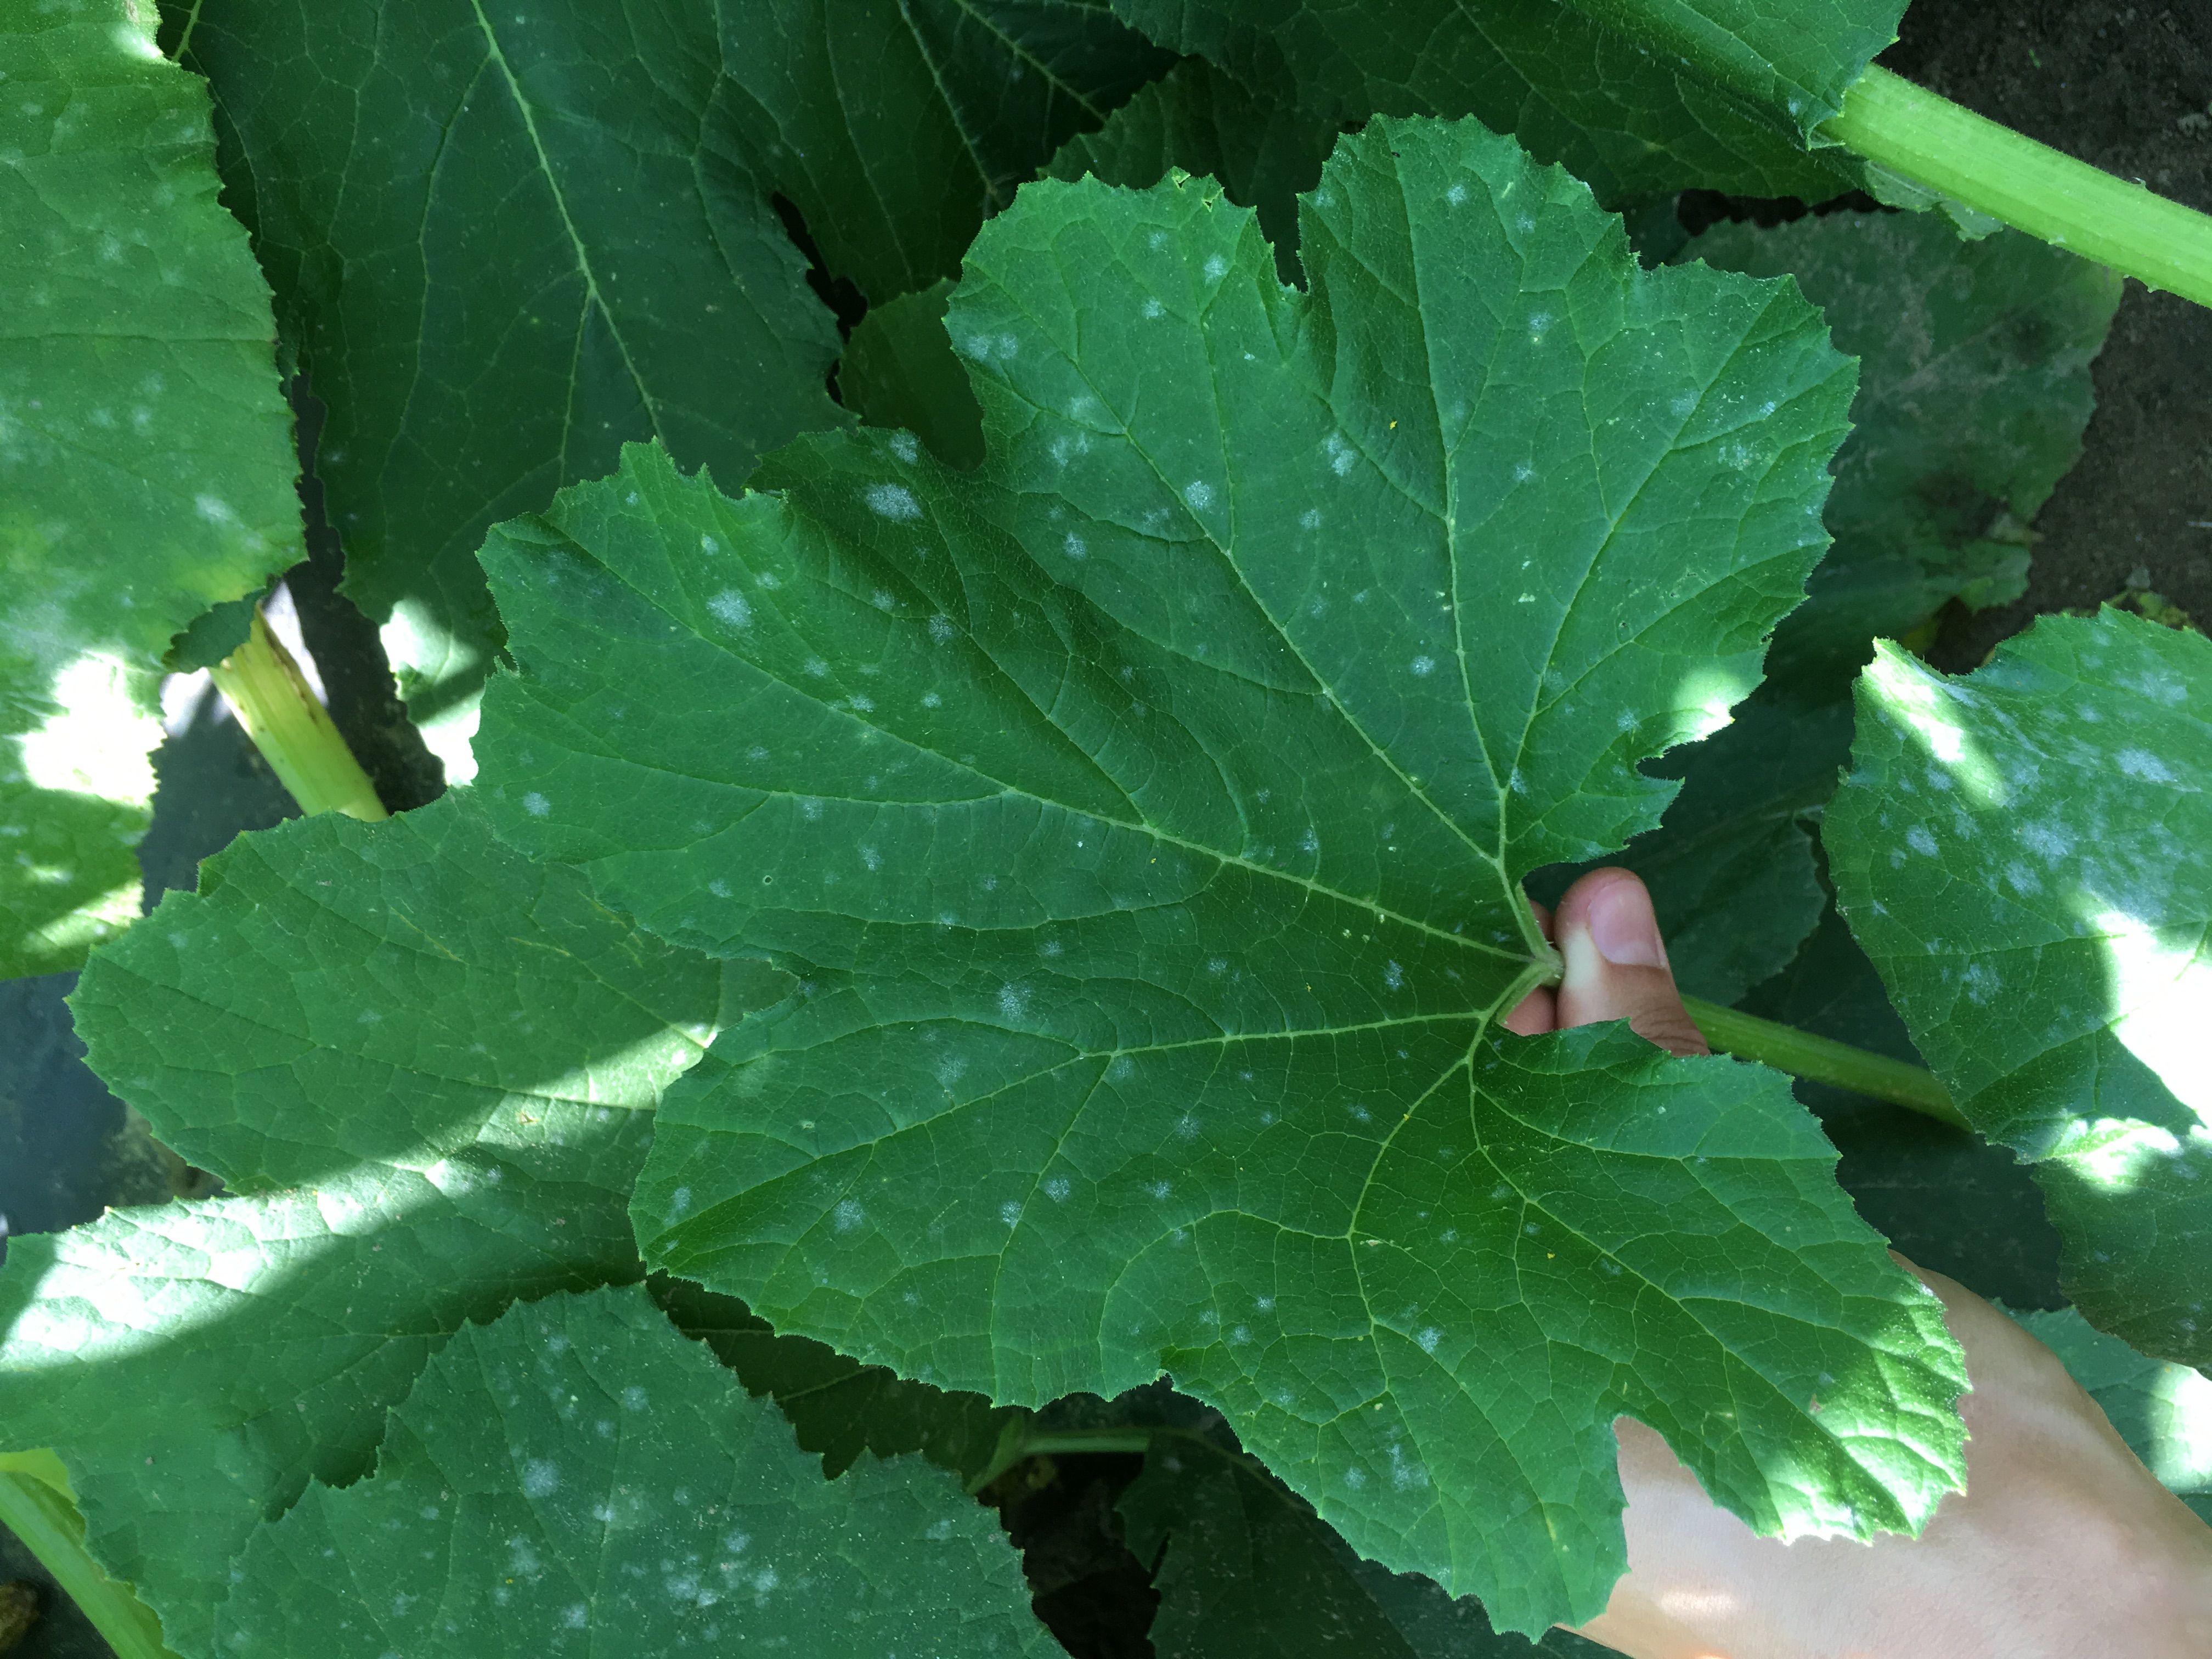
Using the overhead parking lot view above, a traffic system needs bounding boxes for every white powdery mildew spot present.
[1409,656,1436,676]
[707,589,752,629]
[1416,1326,1442,1354]
[865,482,923,521]
[888,432,919,463]
[1299,827,1319,853]
[1186,481,1214,510]
[1906,825,1939,856]
[2117,747,2176,783]
[1324,433,1356,476]
[521,1460,561,1498]
[1203,253,1227,281]
[1142,297,1166,319]
[927,614,956,644]
[522,792,550,817]
[860,845,881,871]
[833,1198,865,1233]
[1045,1176,1071,1202]
[1300,507,1321,529]
[997,983,1026,1019]
[701,534,719,554]
[871,589,896,611]
[1446,183,1466,205]
[1064,532,1087,560]
[1385,960,1404,990]
[1000,1200,1023,1227]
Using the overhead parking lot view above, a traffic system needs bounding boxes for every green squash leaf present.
[1109,1391,1611,1657]
[713,0,1175,303]
[1045,57,1340,282]
[1737,905,2067,1311]
[1530,699,1843,1005]
[1,0,302,976]
[1106,0,1891,208]
[840,281,987,473]
[2007,1305,2212,1525]
[1829,610,2212,1367]
[651,1274,1020,1482]
[215,1284,1049,1659]
[176,0,1171,771]
[173,0,849,772]
[1531,210,2123,1000]
[1685,212,2123,708]
[473,119,1971,1635]
[8,792,775,1649]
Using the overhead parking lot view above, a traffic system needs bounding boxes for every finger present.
[1503,899,1559,1035]
[1554,868,1708,1057]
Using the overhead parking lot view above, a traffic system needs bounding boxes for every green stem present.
[208,609,389,822]
[1824,65,2212,308]
[1680,995,1968,1131]
[0,1455,177,1659]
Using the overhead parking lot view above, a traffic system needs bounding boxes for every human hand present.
[1512,868,2212,1659]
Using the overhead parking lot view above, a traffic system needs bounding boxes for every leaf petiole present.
[1680,994,1968,1130]
[0,1452,178,1659]
[207,607,388,822]
[1823,66,2212,310]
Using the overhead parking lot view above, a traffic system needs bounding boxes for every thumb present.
[1554,868,1708,1058]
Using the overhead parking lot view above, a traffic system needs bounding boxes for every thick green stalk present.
[1680,994,1968,1130]
[1824,66,2212,309]
[207,608,388,822]
[0,1453,177,1659]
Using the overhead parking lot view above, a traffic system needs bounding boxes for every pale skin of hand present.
[1509,868,2212,1659]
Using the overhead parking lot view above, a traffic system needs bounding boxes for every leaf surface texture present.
[215,1285,1049,1658]
[4,794,771,1647]
[472,119,1969,1634]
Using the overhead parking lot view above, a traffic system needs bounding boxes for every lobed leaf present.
[1830,610,2212,1366]
[214,1285,1050,1658]
[5,793,776,1649]
[1,0,302,975]
[472,119,1970,1634]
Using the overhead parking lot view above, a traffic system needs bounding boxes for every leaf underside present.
[471,116,1969,1635]
[214,1285,1050,1659]
[1831,611,2212,1369]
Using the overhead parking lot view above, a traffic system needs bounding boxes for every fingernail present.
[1587,878,1667,969]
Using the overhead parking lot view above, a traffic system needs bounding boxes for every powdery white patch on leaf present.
[470,118,1962,1638]
[212,1286,1049,1658]
[1831,612,2212,1368]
